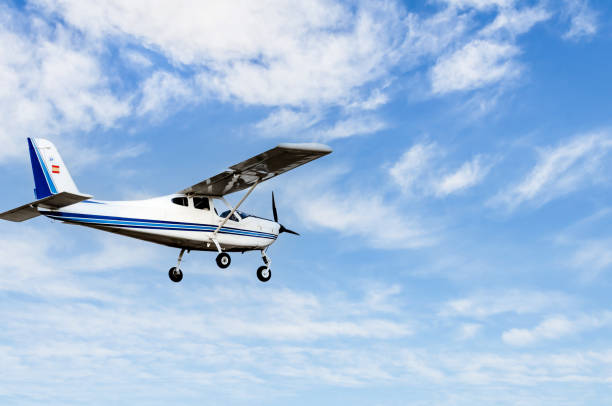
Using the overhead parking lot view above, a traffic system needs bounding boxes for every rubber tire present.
[216,253,231,269]
[169,267,183,283]
[257,266,271,282]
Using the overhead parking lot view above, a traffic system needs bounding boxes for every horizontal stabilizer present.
[0,191,92,222]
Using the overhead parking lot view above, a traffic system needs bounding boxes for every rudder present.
[28,138,79,199]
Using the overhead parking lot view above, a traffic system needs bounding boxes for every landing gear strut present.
[257,250,272,282]
[169,248,187,283]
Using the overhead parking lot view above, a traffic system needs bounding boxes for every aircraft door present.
[190,196,214,222]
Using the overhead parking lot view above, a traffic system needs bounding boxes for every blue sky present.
[1,0,612,404]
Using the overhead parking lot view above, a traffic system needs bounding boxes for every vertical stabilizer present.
[28,138,79,199]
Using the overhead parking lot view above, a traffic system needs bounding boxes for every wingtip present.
[277,143,332,154]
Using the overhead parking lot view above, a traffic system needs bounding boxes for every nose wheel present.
[169,267,183,283]
[257,266,271,282]
[256,250,272,282]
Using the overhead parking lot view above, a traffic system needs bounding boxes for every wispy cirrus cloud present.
[25,0,563,144]
[502,313,612,346]
[440,290,573,319]
[430,2,550,95]
[491,131,612,211]
[281,166,439,249]
[565,238,612,281]
[0,0,589,156]
[389,142,492,197]
[562,0,599,40]
[290,186,437,249]
[3,226,612,403]
[431,40,521,94]
[434,155,491,196]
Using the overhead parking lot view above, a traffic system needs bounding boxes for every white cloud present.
[292,190,437,250]
[0,227,424,401]
[3,226,612,402]
[389,143,438,193]
[35,0,405,109]
[442,350,612,387]
[137,70,197,117]
[569,239,612,280]
[443,0,514,10]
[347,88,390,111]
[29,0,555,140]
[491,131,612,211]
[480,5,551,37]
[314,115,387,141]
[457,323,482,340]
[434,155,490,196]
[562,0,598,40]
[502,316,574,346]
[390,143,490,197]
[282,166,438,249]
[254,108,322,137]
[431,39,520,94]
[362,284,403,314]
[254,108,387,141]
[429,2,551,96]
[440,290,572,319]
[502,313,612,346]
[0,7,131,161]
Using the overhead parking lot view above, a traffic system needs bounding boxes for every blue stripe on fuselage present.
[40,211,277,239]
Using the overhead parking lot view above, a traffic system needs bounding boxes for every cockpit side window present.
[172,197,188,207]
[193,197,210,210]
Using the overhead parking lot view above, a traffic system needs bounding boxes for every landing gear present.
[169,267,183,283]
[216,252,231,269]
[169,248,188,283]
[257,266,271,282]
[257,249,271,282]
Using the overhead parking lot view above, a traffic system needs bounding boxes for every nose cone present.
[272,222,281,236]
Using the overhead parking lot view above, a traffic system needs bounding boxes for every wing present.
[180,143,332,196]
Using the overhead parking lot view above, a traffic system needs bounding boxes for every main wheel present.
[216,252,231,269]
[256,266,271,282]
[169,267,183,283]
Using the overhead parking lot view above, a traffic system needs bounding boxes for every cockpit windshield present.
[219,210,251,221]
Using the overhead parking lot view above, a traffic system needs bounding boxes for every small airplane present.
[0,138,332,282]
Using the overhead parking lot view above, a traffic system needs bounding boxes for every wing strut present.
[210,178,261,252]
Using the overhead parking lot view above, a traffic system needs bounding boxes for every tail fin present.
[28,138,79,199]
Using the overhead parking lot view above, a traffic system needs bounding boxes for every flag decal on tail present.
[52,165,60,174]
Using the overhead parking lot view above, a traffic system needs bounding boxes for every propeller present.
[272,192,299,236]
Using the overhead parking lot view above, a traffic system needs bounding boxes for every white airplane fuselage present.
[37,194,279,252]
[1,137,331,282]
